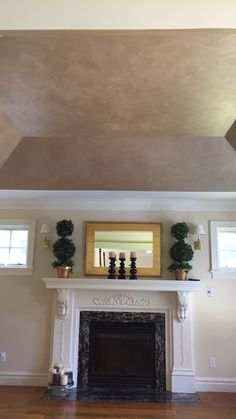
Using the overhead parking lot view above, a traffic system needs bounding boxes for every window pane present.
[9,248,27,265]
[218,231,236,251]
[11,230,28,247]
[0,230,10,247]
[219,250,236,269]
[0,248,9,265]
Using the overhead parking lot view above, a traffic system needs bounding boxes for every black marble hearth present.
[42,387,200,404]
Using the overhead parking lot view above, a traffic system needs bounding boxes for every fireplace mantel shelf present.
[42,277,201,292]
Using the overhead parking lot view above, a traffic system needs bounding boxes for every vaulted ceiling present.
[0,29,235,191]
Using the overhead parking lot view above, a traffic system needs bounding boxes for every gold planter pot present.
[175,269,188,281]
[57,266,71,278]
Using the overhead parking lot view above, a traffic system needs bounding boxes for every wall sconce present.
[193,224,205,250]
[40,224,51,248]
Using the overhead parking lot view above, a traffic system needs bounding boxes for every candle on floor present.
[109,251,116,258]
[119,252,126,259]
[130,252,136,258]
[60,374,68,386]
[48,369,54,385]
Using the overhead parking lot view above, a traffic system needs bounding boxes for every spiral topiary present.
[51,219,76,272]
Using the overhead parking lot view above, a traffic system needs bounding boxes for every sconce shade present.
[193,224,205,236]
[40,224,50,234]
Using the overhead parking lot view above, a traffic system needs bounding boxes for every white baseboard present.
[196,377,236,392]
[0,371,236,392]
[172,369,196,393]
[0,371,48,386]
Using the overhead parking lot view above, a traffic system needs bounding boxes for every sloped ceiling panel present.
[0,109,22,168]
[0,135,235,191]
[0,30,235,138]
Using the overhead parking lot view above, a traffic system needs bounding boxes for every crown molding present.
[0,190,236,211]
[1,1,236,30]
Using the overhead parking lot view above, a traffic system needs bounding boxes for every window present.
[210,221,236,279]
[0,219,36,275]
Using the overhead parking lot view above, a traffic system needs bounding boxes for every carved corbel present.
[177,291,190,322]
[56,289,69,320]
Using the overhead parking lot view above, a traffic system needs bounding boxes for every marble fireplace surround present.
[42,278,201,393]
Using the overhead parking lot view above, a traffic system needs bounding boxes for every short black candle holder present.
[108,257,116,279]
[118,257,126,279]
[129,257,137,280]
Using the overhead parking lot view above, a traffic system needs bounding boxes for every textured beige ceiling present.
[0,29,235,191]
[0,135,236,191]
[0,29,235,138]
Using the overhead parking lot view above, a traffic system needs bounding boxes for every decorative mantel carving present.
[177,291,190,323]
[93,293,150,307]
[56,288,69,320]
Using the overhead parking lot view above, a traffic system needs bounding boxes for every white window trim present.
[210,220,236,279]
[0,219,36,276]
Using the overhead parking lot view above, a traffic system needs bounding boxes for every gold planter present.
[175,269,188,281]
[57,266,71,278]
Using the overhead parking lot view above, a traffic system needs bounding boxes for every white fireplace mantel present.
[42,277,201,292]
[42,277,201,393]
[43,278,201,323]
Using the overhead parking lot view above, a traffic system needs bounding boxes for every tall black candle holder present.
[108,257,116,279]
[129,257,137,280]
[118,257,126,279]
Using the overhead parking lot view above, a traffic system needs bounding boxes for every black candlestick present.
[118,257,126,279]
[129,257,137,280]
[108,257,116,279]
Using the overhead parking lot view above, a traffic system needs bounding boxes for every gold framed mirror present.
[85,222,162,277]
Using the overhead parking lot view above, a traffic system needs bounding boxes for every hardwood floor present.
[0,387,235,419]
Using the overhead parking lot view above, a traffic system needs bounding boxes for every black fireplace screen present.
[78,311,165,391]
[89,321,155,387]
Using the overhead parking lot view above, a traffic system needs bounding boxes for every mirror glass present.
[85,222,162,277]
[94,230,153,267]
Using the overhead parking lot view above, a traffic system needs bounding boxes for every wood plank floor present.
[0,387,235,419]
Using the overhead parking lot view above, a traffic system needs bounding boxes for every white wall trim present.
[195,377,236,392]
[1,371,236,392]
[0,190,236,211]
[1,0,236,30]
[210,270,236,280]
[0,371,48,386]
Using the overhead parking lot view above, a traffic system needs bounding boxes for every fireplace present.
[78,311,166,391]
[42,277,201,393]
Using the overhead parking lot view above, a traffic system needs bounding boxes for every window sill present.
[210,270,236,279]
[0,267,33,276]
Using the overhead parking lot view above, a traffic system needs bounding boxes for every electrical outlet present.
[207,288,213,297]
[0,352,6,362]
[209,356,216,368]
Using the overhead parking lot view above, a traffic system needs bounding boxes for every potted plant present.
[168,222,194,280]
[51,219,76,278]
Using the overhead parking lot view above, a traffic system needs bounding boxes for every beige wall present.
[0,207,236,381]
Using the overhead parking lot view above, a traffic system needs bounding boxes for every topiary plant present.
[51,219,76,272]
[168,222,194,275]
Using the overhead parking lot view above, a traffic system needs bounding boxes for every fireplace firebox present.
[78,311,165,391]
